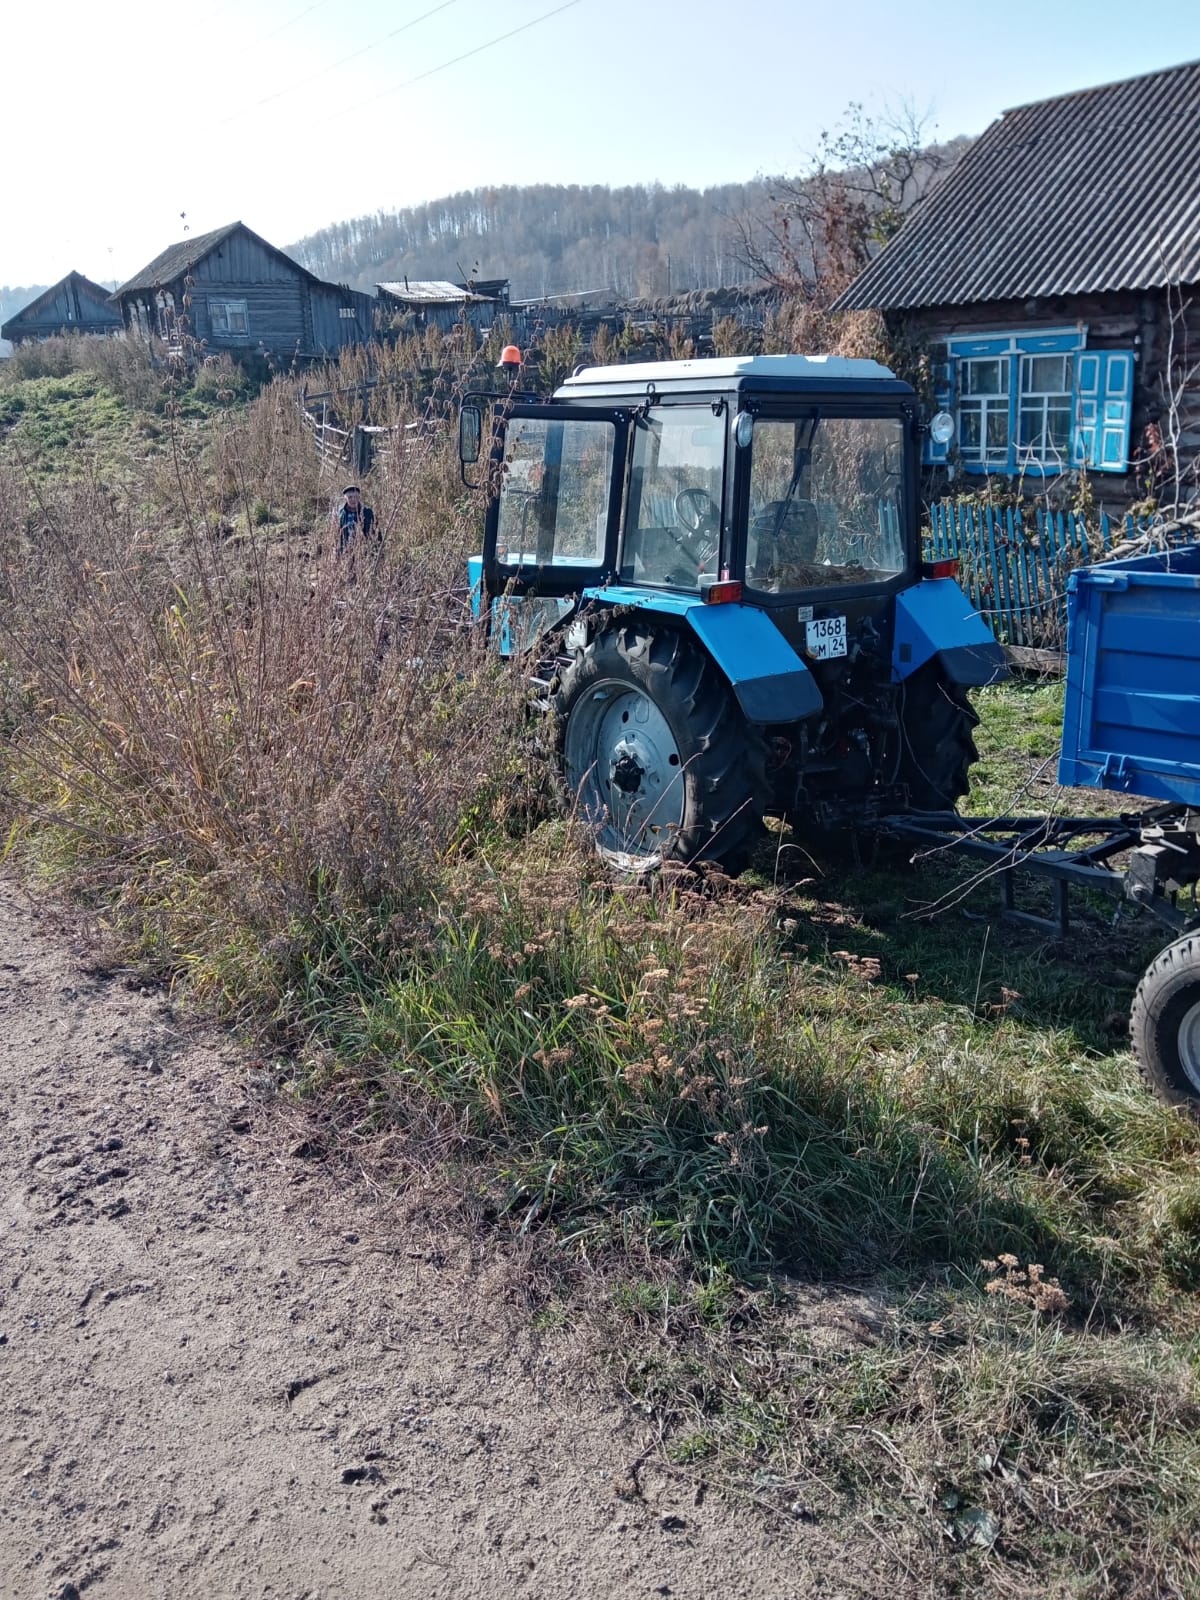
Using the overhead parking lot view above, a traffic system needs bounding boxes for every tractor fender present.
[580,586,822,724]
[892,578,1008,687]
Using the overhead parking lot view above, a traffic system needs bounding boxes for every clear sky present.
[5,0,1198,288]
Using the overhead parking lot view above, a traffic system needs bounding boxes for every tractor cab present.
[462,355,923,662]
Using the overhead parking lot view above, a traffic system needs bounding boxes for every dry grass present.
[0,394,542,1016]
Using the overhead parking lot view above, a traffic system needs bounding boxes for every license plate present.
[806,614,847,660]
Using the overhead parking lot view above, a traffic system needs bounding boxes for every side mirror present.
[459,404,482,465]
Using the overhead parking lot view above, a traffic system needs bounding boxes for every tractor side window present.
[621,406,725,590]
[496,417,615,570]
[747,416,906,591]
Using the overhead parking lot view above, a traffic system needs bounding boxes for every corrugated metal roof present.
[838,59,1200,312]
[378,280,472,303]
[377,280,503,304]
[114,222,320,297]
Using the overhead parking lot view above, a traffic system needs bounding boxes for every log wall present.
[890,285,1200,507]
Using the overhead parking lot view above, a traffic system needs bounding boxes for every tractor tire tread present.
[899,668,980,811]
[1130,932,1200,1114]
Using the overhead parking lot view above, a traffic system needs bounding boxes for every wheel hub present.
[562,680,685,862]
[610,748,645,795]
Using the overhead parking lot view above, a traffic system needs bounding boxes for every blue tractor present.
[460,354,1006,870]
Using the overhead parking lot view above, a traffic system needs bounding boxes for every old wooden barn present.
[376,278,509,335]
[837,59,1200,504]
[1,271,123,346]
[113,222,376,363]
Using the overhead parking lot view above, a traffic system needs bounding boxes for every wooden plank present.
[983,505,1010,639]
[1005,644,1065,674]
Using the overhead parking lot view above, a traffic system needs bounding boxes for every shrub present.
[191,353,253,407]
[0,333,162,411]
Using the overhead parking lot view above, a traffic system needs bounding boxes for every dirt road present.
[0,878,839,1600]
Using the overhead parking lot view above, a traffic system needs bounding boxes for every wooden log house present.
[1,271,123,346]
[837,60,1200,506]
[113,221,376,364]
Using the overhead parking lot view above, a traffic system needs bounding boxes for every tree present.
[731,103,967,355]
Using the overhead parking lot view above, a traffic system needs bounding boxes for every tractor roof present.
[556,354,908,400]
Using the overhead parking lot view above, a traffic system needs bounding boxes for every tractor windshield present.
[745,415,905,592]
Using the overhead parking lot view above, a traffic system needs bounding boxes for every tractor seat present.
[748,500,820,584]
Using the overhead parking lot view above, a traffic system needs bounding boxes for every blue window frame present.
[959,355,1011,468]
[924,328,1134,476]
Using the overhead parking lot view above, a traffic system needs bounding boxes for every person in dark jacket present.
[336,485,377,556]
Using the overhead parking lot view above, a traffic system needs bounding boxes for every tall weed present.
[1,332,163,410]
[0,422,537,1007]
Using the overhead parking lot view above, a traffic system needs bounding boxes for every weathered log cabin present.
[113,222,376,363]
[837,59,1200,506]
[1,271,123,346]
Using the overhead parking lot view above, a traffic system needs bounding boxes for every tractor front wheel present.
[552,622,763,871]
[1131,933,1200,1117]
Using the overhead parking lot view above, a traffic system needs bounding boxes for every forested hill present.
[288,182,774,301]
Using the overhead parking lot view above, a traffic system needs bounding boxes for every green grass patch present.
[308,842,1192,1290]
[0,369,141,476]
[970,675,1066,815]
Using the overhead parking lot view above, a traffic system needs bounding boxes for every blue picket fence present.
[925,503,1135,649]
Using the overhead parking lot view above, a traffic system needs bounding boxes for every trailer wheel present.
[552,621,763,871]
[1131,933,1200,1116]
[897,666,980,811]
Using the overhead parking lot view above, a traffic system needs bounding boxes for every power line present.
[193,0,331,48]
[358,0,586,109]
[219,0,461,125]
[255,0,334,45]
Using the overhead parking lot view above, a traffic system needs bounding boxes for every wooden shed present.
[113,222,376,362]
[376,278,508,335]
[1,271,123,346]
[837,60,1200,505]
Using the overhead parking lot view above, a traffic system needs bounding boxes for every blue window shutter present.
[924,355,955,465]
[1074,350,1134,473]
[1097,351,1133,472]
[1072,352,1100,466]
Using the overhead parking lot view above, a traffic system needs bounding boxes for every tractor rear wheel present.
[897,665,980,811]
[1131,933,1200,1117]
[552,622,763,871]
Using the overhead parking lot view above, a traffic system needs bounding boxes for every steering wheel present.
[662,488,720,586]
[673,487,719,535]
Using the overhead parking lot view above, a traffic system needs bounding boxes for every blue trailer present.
[887,541,1200,1116]
[1058,543,1200,807]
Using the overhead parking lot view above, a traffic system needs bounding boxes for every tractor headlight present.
[929,411,956,447]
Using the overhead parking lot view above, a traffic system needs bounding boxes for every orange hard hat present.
[497,344,522,369]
